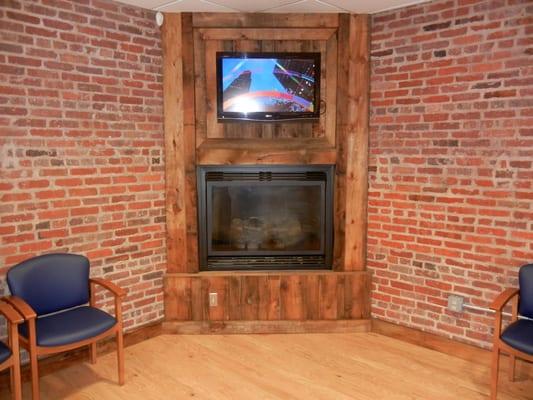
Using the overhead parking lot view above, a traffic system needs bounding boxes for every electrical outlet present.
[209,292,218,307]
[447,294,464,313]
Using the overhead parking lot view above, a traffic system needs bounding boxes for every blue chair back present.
[519,263,533,319]
[7,253,90,316]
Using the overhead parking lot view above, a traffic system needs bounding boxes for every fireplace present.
[197,165,334,270]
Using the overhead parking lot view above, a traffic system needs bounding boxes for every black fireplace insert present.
[197,165,334,270]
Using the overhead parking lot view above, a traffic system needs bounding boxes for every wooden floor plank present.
[2,333,531,399]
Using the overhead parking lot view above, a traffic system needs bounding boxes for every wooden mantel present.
[162,12,370,332]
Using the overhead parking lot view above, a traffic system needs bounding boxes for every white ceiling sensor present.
[116,0,432,14]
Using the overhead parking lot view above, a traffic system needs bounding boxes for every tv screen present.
[217,52,321,122]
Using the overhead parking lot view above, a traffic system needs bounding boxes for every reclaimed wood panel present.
[343,14,370,272]
[164,276,191,321]
[227,275,242,320]
[162,14,188,273]
[164,271,370,322]
[305,275,320,320]
[201,36,332,141]
[198,28,337,41]
[194,28,207,148]
[207,277,227,321]
[192,13,340,28]
[190,277,205,321]
[280,275,305,320]
[180,15,200,272]
[205,39,224,139]
[241,275,260,320]
[197,145,337,165]
[162,13,371,327]
[163,319,370,334]
[324,33,337,147]
[333,14,369,272]
[266,276,281,320]
[319,273,337,320]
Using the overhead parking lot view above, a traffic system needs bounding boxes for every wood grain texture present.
[199,28,336,41]
[201,36,331,142]
[164,271,370,322]
[333,14,370,271]
[204,39,224,139]
[182,14,200,271]
[342,14,370,271]
[192,13,340,28]
[162,14,188,273]
[7,333,531,400]
[162,13,371,327]
[162,320,370,334]
[194,27,207,148]
[197,138,336,165]
[324,32,338,147]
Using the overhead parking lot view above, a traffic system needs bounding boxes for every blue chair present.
[490,263,533,399]
[4,253,126,400]
[0,300,23,400]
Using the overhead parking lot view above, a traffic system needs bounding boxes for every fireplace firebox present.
[197,165,334,270]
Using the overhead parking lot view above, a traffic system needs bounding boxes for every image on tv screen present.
[220,57,317,114]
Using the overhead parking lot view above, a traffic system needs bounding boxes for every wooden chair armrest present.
[2,296,37,320]
[90,278,127,298]
[0,300,24,324]
[490,288,519,311]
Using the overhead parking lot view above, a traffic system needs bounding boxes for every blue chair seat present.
[501,319,533,355]
[0,341,12,364]
[19,306,117,347]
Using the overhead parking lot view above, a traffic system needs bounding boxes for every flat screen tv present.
[216,52,321,122]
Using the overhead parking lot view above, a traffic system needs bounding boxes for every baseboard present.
[372,319,532,378]
[0,320,163,390]
[163,319,372,334]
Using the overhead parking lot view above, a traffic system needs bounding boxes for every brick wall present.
[0,0,165,330]
[369,0,532,347]
[1,0,531,347]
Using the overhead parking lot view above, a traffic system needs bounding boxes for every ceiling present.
[116,0,430,14]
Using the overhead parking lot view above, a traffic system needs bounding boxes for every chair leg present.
[490,347,500,400]
[10,366,15,399]
[116,328,125,386]
[29,348,40,400]
[11,364,21,400]
[90,342,97,365]
[508,354,515,382]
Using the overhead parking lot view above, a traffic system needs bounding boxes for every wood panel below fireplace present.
[164,270,370,322]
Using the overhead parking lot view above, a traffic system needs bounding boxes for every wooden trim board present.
[162,13,190,273]
[191,13,340,28]
[333,14,369,271]
[162,319,371,334]
[198,28,336,41]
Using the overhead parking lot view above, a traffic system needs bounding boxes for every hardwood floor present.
[2,333,532,399]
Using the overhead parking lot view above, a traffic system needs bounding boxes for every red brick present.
[369,0,531,349]
[0,0,164,332]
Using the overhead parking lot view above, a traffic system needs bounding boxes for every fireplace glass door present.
[197,166,334,270]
